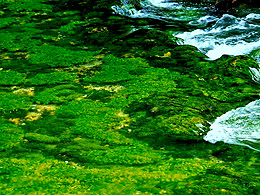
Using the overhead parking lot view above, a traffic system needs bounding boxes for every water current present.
[112,0,260,151]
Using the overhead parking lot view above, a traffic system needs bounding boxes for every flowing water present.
[112,0,260,151]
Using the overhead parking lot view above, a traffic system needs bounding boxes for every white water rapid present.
[112,0,202,22]
[112,0,260,151]
[176,13,260,60]
[204,100,260,151]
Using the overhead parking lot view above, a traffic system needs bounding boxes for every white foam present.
[175,14,260,60]
[204,100,260,151]
[206,39,260,60]
[149,0,167,7]
[112,0,195,21]
[245,13,260,24]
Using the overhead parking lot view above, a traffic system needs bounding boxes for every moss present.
[24,133,61,144]
[0,17,16,28]
[83,55,149,84]
[34,84,81,104]
[0,92,31,117]
[0,0,260,194]
[28,72,76,85]
[29,45,95,68]
[66,99,125,140]
[0,32,42,51]
[59,20,85,35]
[0,120,24,152]
[83,146,161,165]
[0,70,26,85]
[5,0,52,12]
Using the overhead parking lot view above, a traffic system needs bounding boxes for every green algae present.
[0,0,260,194]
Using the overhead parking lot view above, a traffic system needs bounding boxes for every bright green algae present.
[0,0,260,194]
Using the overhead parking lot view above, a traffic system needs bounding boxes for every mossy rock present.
[23,114,75,137]
[87,89,115,102]
[129,114,205,143]
[111,29,179,57]
[0,32,42,51]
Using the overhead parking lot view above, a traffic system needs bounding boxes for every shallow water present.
[113,0,260,151]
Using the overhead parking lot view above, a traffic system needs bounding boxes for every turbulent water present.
[204,100,260,151]
[113,0,260,151]
[176,13,260,60]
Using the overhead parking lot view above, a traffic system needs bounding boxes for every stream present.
[113,0,260,151]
